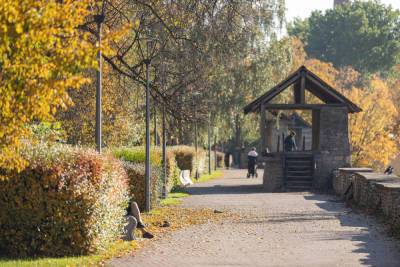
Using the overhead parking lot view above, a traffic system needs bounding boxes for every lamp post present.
[154,98,158,146]
[208,113,211,175]
[143,34,156,212]
[214,133,217,171]
[162,96,167,199]
[144,56,151,212]
[193,95,200,179]
[94,12,105,153]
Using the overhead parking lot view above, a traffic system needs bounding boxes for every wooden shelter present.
[244,66,362,191]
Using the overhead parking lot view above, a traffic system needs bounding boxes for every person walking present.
[247,147,258,178]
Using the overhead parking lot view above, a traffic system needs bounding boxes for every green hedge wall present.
[112,147,180,208]
[170,146,207,178]
[0,144,129,257]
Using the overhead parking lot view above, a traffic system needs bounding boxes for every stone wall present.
[263,155,284,192]
[314,107,351,190]
[333,169,400,233]
[332,168,373,196]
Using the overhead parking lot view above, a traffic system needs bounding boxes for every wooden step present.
[287,172,312,176]
[288,177,313,180]
[286,160,312,165]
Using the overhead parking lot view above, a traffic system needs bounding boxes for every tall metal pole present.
[194,104,199,179]
[214,134,217,171]
[94,14,104,153]
[145,59,151,212]
[154,98,158,146]
[162,99,167,199]
[208,118,211,175]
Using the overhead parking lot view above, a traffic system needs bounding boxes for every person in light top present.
[247,147,258,178]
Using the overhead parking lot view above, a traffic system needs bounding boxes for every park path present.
[109,169,400,267]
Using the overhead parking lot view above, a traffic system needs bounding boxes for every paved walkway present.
[109,169,400,267]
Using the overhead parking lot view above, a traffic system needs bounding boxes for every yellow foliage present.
[302,57,398,170]
[0,0,97,170]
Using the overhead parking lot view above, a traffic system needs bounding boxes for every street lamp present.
[161,95,167,199]
[93,3,106,153]
[144,55,151,212]
[154,98,158,146]
[192,92,201,179]
[142,34,156,212]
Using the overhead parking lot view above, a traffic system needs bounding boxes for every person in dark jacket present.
[124,201,154,240]
[247,147,258,178]
[284,131,297,152]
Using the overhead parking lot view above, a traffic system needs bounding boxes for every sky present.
[285,0,400,22]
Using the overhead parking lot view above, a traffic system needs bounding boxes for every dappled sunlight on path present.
[109,169,400,267]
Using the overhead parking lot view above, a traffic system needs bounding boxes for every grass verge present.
[0,241,138,267]
[159,191,189,206]
[196,170,223,183]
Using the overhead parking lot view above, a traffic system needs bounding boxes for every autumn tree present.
[300,56,398,170]
[288,1,400,74]
[0,0,97,170]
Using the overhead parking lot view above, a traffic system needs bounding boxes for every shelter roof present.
[243,66,362,114]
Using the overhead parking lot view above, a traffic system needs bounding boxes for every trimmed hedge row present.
[170,146,207,178]
[213,151,225,168]
[122,162,161,210]
[112,147,180,210]
[0,144,217,258]
[0,144,129,257]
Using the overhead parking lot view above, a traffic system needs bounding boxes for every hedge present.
[112,147,180,209]
[216,151,225,168]
[0,144,129,258]
[211,151,225,169]
[170,146,207,178]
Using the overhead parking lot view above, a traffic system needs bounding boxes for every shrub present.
[170,146,206,178]
[113,147,180,196]
[216,151,225,168]
[112,147,162,166]
[122,162,161,210]
[0,143,129,258]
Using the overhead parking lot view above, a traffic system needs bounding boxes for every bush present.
[0,143,129,258]
[112,147,162,166]
[112,147,180,206]
[170,146,206,178]
[122,163,161,210]
[216,151,225,168]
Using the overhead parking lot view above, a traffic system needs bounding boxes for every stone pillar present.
[313,106,351,190]
[263,155,284,192]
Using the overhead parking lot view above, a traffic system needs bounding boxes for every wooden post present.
[303,136,306,151]
[282,133,285,152]
[294,71,306,104]
[300,71,306,104]
[277,135,280,152]
[260,103,266,153]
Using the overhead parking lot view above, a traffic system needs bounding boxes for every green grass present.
[196,170,223,183]
[159,191,189,206]
[0,240,138,267]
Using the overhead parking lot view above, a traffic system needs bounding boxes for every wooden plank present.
[244,72,300,114]
[300,72,306,104]
[263,103,346,110]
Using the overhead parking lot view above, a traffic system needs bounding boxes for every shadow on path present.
[185,183,264,195]
[304,194,399,267]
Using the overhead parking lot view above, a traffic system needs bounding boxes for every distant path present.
[109,169,400,267]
